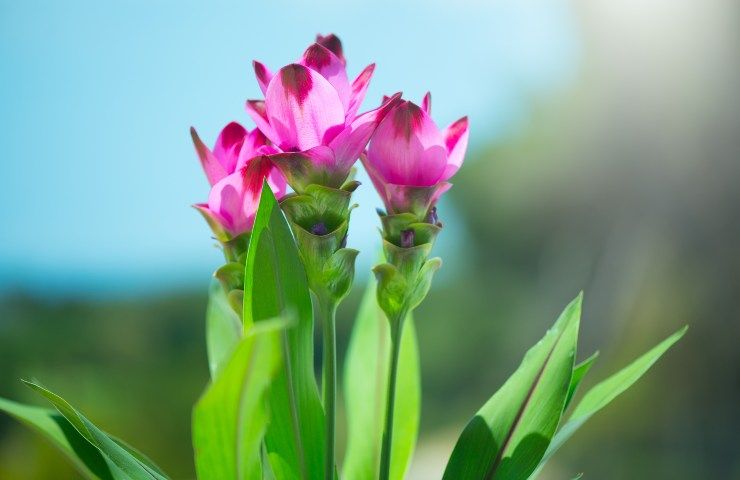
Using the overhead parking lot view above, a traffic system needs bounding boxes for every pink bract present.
[362,93,469,216]
[191,122,287,238]
[247,34,398,191]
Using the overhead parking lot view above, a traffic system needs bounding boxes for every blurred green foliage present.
[0,293,208,479]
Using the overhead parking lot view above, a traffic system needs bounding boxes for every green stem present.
[379,309,406,480]
[317,295,337,480]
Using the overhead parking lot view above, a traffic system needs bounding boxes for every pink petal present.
[191,127,228,186]
[208,170,250,235]
[242,128,268,156]
[431,181,452,204]
[316,33,345,65]
[421,92,432,115]
[441,116,469,181]
[207,155,276,236]
[360,152,390,205]
[329,92,402,172]
[253,60,273,96]
[193,203,230,241]
[240,155,275,218]
[367,100,448,186]
[268,167,288,199]
[265,63,345,151]
[212,122,247,174]
[242,145,288,196]
[236,133,274,170]
[245,99,279,145]
[345,63,375,122]
[299,43,351,110]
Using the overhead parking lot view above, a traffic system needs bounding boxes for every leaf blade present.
[0,397,116,480]
[205,279,243,378]
[534,326,688,476]
[443,294,582,480]
[564,351,599,410]
[192,318,285,480]
[243,184,326,479]
[22,381,168,480]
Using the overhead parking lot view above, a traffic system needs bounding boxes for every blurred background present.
[1,0,738,478]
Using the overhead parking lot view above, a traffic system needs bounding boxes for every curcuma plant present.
[0,34,686,480]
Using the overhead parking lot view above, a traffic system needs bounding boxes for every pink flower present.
[191,122,287,238]
[247,33,400,191]
[362,93,469,217]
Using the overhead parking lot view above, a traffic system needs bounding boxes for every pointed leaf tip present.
[443,297,581,480]
[533,325,688,477]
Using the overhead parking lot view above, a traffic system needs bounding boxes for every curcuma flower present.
[247,34,400,192]
[191,122,287,242]
[362,93,469,219]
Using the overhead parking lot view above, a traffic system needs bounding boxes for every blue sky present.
[0,0,578,297]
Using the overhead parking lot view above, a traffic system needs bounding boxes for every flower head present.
[191,122,286,239]
[247,34,400,191]
[362,93,469,217]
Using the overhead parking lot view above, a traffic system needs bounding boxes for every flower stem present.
[379,309,406,480]
[317,295,337,480]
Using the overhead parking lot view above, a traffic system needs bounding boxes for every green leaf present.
[22,380,168,479]
[243,183,326,479]
[532,326,687,477]
[342,278,421,480]
[0,396,116,479]
[443,294,582,480]
[193,318,286,480]
[564,351,599,410]
[206,279,243,378]
[109,437,167,478]
[0,397,167,480]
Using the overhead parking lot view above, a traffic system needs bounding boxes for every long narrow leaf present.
[243,184,326,479]
[205,279,242,378]
[343,278,420,480]
[0,397,116,479]
[193,318,285,480]
[22,381,168,480]
[532,326,687,477]
[564,351,599,410]
[443,294,582,480]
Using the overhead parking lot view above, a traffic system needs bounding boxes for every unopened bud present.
[426,206,438,225]
[311,222,329,236]
[400,229,415,248]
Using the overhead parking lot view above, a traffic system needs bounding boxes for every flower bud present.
[400,229,415,248]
